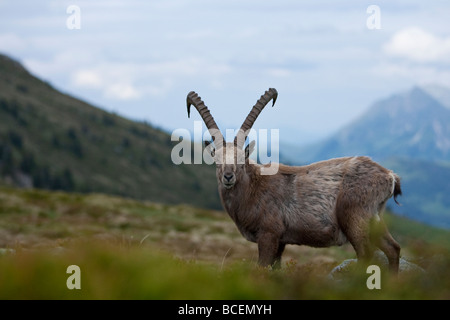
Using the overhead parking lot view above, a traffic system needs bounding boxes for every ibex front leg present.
[257,233,284,269]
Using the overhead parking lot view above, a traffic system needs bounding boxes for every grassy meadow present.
[0,186,449,299]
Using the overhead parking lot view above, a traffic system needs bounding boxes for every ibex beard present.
[187,88,401,273]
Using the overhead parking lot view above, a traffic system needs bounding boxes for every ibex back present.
[186,88,401,273]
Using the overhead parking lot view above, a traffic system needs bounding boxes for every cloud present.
[373,62,450,86]
[383,27,450,63]
[71,66,141,100]
[72,70,103,88]
[73,68,142,100]
[376,27,450,88]
[69,58,231,101]
[0,33,27,52]
[105,83,141,100]
[266,67,292,78]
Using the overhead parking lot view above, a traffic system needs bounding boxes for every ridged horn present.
[235,88,278,148]
[187,91,224,149]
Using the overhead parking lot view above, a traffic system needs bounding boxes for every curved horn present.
[235,88,278,148]
[187,91,224,149]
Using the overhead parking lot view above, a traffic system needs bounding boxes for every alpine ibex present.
[186,88,401,273]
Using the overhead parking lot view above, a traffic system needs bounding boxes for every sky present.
[1,0,450,146]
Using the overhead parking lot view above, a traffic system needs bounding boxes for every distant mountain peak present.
[370,86,446,117]
[422,84,450,110]
[294,86,450,163]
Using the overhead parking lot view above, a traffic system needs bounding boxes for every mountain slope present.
[0,53,220,209]
[284,87,450,228]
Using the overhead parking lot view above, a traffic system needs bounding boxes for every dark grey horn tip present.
[269,88,278,106]
[186,91,197,118]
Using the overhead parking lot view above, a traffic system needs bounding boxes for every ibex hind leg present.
[371,218,400,274]
[337,206,376,270]
[346,226,375,269]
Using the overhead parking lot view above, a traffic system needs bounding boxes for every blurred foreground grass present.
[0,186,449,299]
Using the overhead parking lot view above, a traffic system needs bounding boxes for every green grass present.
[0,242,274,299]
[0,186,449,299]
[1,240,449,300]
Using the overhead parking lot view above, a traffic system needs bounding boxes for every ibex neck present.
[218,163,263,243]
[219,163,261,214]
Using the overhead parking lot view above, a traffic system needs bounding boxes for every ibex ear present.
[204,140,215,157]
[245,140,256,159]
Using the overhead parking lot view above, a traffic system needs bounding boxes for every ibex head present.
[186,88,278,189]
